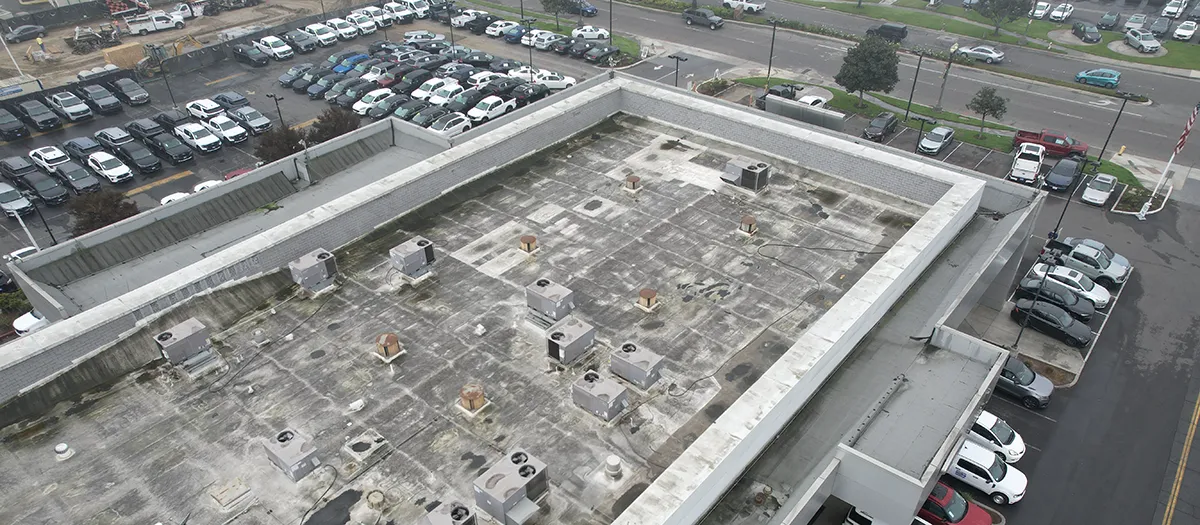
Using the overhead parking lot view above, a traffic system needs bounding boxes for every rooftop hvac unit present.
[473,448,549,525]
[419,502,477,525]
[720,156,771,192]
[263,429,321,482]
[546,316,595,366]
[610,342,665,390]
[572,371,630,421]
[154,317,210,364]
[526,278,575,329]
[288,248,338,293]
[389,236,436,280]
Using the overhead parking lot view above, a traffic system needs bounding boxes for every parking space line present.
[973,150,992,170]
[205,73,246,86]
[125,170,194,197]
[884,127,909,146]
[995,396,1058,422]
[942,142,963,160]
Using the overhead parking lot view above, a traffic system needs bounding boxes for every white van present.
[396,0,431,19]
[948,440,1028,505]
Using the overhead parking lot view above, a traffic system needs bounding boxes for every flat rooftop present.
[0,115,929,524]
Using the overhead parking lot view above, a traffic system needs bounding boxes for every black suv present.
[867,22,908,42]
[446,88,488,113]
[52,162,101,194]
[232,43,270,66]
[62,137,104,162]
[336,81,376,108]
[862,112,899,142]
[16,100,61,131]
[511,83,550,107]
[114,142,162,174]
[293,67,334,92]
[74,84,123,114]
[153,108,192,130]
[279,62,314,87]
[213,91,251,111]
[480,77,527,97]
[461,51,496,68]
[18,171,69,205]
[0,156,36,180]
[106,78,151,105]
[682,8,723,29]
[395,69,434,94]
[144,133,193,164]
[126,119,166,143]
[0,108,29,141]
[393,99,432,120]
[466,14,501,34]
[411,106,450,127]
[280,30,318,53]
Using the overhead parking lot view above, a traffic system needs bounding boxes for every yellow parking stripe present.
[1163,389,1200,525]
[290,118,318,130]
[124,170,194,196]
[204,73,246,86]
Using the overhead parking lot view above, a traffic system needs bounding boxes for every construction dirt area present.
[0,0,357,87]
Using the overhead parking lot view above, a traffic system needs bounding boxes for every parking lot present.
[0,19,607,258]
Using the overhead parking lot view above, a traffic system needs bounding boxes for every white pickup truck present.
[1007,143,1045,185]
[125,12,185,35]
[721,0,766,13]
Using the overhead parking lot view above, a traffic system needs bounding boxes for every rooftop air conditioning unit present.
[610,342,665,390]
[154,317,210,364]
[390,236,436,281]
[288,248,337,293]
[263,428,320,482]
[526,278,575,329]
[572,371,630,421]
[419,501,477,525]
[473,448,549,525]
[721,156,771,192]
[546,316,595,366]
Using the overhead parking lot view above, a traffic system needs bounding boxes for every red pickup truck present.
[1013,129,1089,158]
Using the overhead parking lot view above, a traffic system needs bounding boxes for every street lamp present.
[933,43,958,111]
[265,93,286,127]
[609,0,614,45]
[1012,249,1060,348]
[904,52,924,121]
[319,0,326,19]
[31,203,55,246]
[447,1,457,45]
[667,54,687,88]
[912,115,936,153]
[764,17,785,89]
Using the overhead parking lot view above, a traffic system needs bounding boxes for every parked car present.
[1125,13,1148,30]
[174,123,222,153]
[1011,298,1093,347]
[411,106,451,127]
[1127,28,1162,51]
[584,45,620,63]
[412,77,453,100]
[1013,276,1095,322]
[403,30,444,44]
[534,33,567,50]
[94,127,134,150]
[13,309,50,336]
[52,162,101,194]
[74,84,123,115]
[445,88,487,113]
[280,29,319,53]
[185,98,224,119]
[1149,16,1173,36]
[113,142,162,174]
[845,508,933,525]
[0,181,33,218]
[232,43,270,66]
[0,156,37,181]
[866,22,907,41]
[427,81,464,106]
[1007,143,1045,185]
[1175,19,1198,39]
[333,53,370,73]
[1163,0,1188,18]
[308,72,347,98]
[487,20,520,36]
[1049,2,1074,21]
[1029,1,1050,18]
[918,482,991,525]
[511,83,550,107]
[86,151,133,183]
[107,78,151,105]
[949,440,1029,505]
[144,133,193,164]
[1071,21,1102,43]
[428,111,472,137]
[1013,128,1088,158]
[304,23,339,46]
[394,99,432,120]
[572,25,610,39]
[201,115,249,143]
[1042,157,1082,191]
[293,67,335,92]
[956,45,1006,63]
[4,24,45,43]
[346,58,384,79]
[213,92,250,112]
[551,37,579,54]
[255,35,295,60]
[227,107,273,135]
[861,112,898,142]
[395,69,434,94]
[326,18,360,40]
[682,8,723,29]
[996,356,1053,409]
[28,146,70,172]
[480,77,526,97]
[153,107,192,130]
[1097,10,1122,29]
[279,63,314,88]
[1190,4,1200,20]
[0,109,28,141]
[1028,263,1111,308]
[568,40,598,57]
[367,93,411,118]
[466,14,502,34]
[346,13,378,35]
[532,71,576,90]
[918,126,955,155]
[335,81,377,108]
[1074,67,1120,88]
[467,95,516,122]
[16,100,61,131]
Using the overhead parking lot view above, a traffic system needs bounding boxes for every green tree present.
[69,190,138,237]
[253,126,307,165]
[966,87,1008,137]
[976,0,1033,35]
[540,0,568,29]
[306,107,361,144]
[834,36,900,108]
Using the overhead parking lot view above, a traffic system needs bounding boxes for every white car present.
[507,65,542,79]
[949,441,1028,505]
[572,25,610,39]
[1007,143,1045,185]
[202,115,249,143]
[47,92,93,122]
[13,309,50,336]
[428,82,464,106]
[521,29,552,46]
[450,9,488,27]
[353,88,396,115]
[404,30,445,44]
[85,151,133,183]
[1163,0,1188,18]
[467,95,516,122]
[185,98,224,120]
[1174,20,1197,39]
[174,123,222,153]
[1080,173,1117,206]
[428,112,473,137]
[1048,3,1073,21]
[160,192,190,206]
[797,95,828,107]
[412,78,453,100]
[325,18,359,40]
[28,146,69,172]
[533,33,567,50]
[532,71,576,90]
[193,180,222,192]
[486,20,519,36]
[361,64,391,83]
[346,13,378,35]
[383,1,419,20]
[356,6,395,26]
[4,246,38,262]
[468,71,507,87]
[1029,1,1050,18]
[968,410,1026,463]
[254,36,294,60]
[1124,13,1147,31]
[1029,263,1111,308]
[304,23,339,46]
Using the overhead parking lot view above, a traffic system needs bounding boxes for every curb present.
[1110,183,1172,216]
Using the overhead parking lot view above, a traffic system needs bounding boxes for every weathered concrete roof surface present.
[0,115,925,525]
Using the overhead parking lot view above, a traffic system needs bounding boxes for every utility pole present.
[764,18,784,89]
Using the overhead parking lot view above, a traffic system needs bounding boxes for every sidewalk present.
[1110,152,1200,206]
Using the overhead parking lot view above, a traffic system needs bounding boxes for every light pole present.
[447,1,457,45]
[934,43,958,111]
[608,0,613,45]
[667,54,687,87]
[912,115,935,152]
[520,0,525,19]
[1013,249,1059,348]
[266,93,285,126]
[1090,91,1142,175]
[904,52,923,121]
[319,0,326,18]
[764,17,784,89]
[31,203,55,246]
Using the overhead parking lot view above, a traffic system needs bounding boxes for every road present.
[481,0,1200,170]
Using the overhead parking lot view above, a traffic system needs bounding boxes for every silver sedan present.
[957,45,1006,63]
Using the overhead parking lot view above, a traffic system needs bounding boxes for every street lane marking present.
[124,170,194,196]
[204,72,246,86]
[734,37,757,44]
[1141,130,1171,139]
[1052,111,1082,119]
[1163,385,1200,525]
